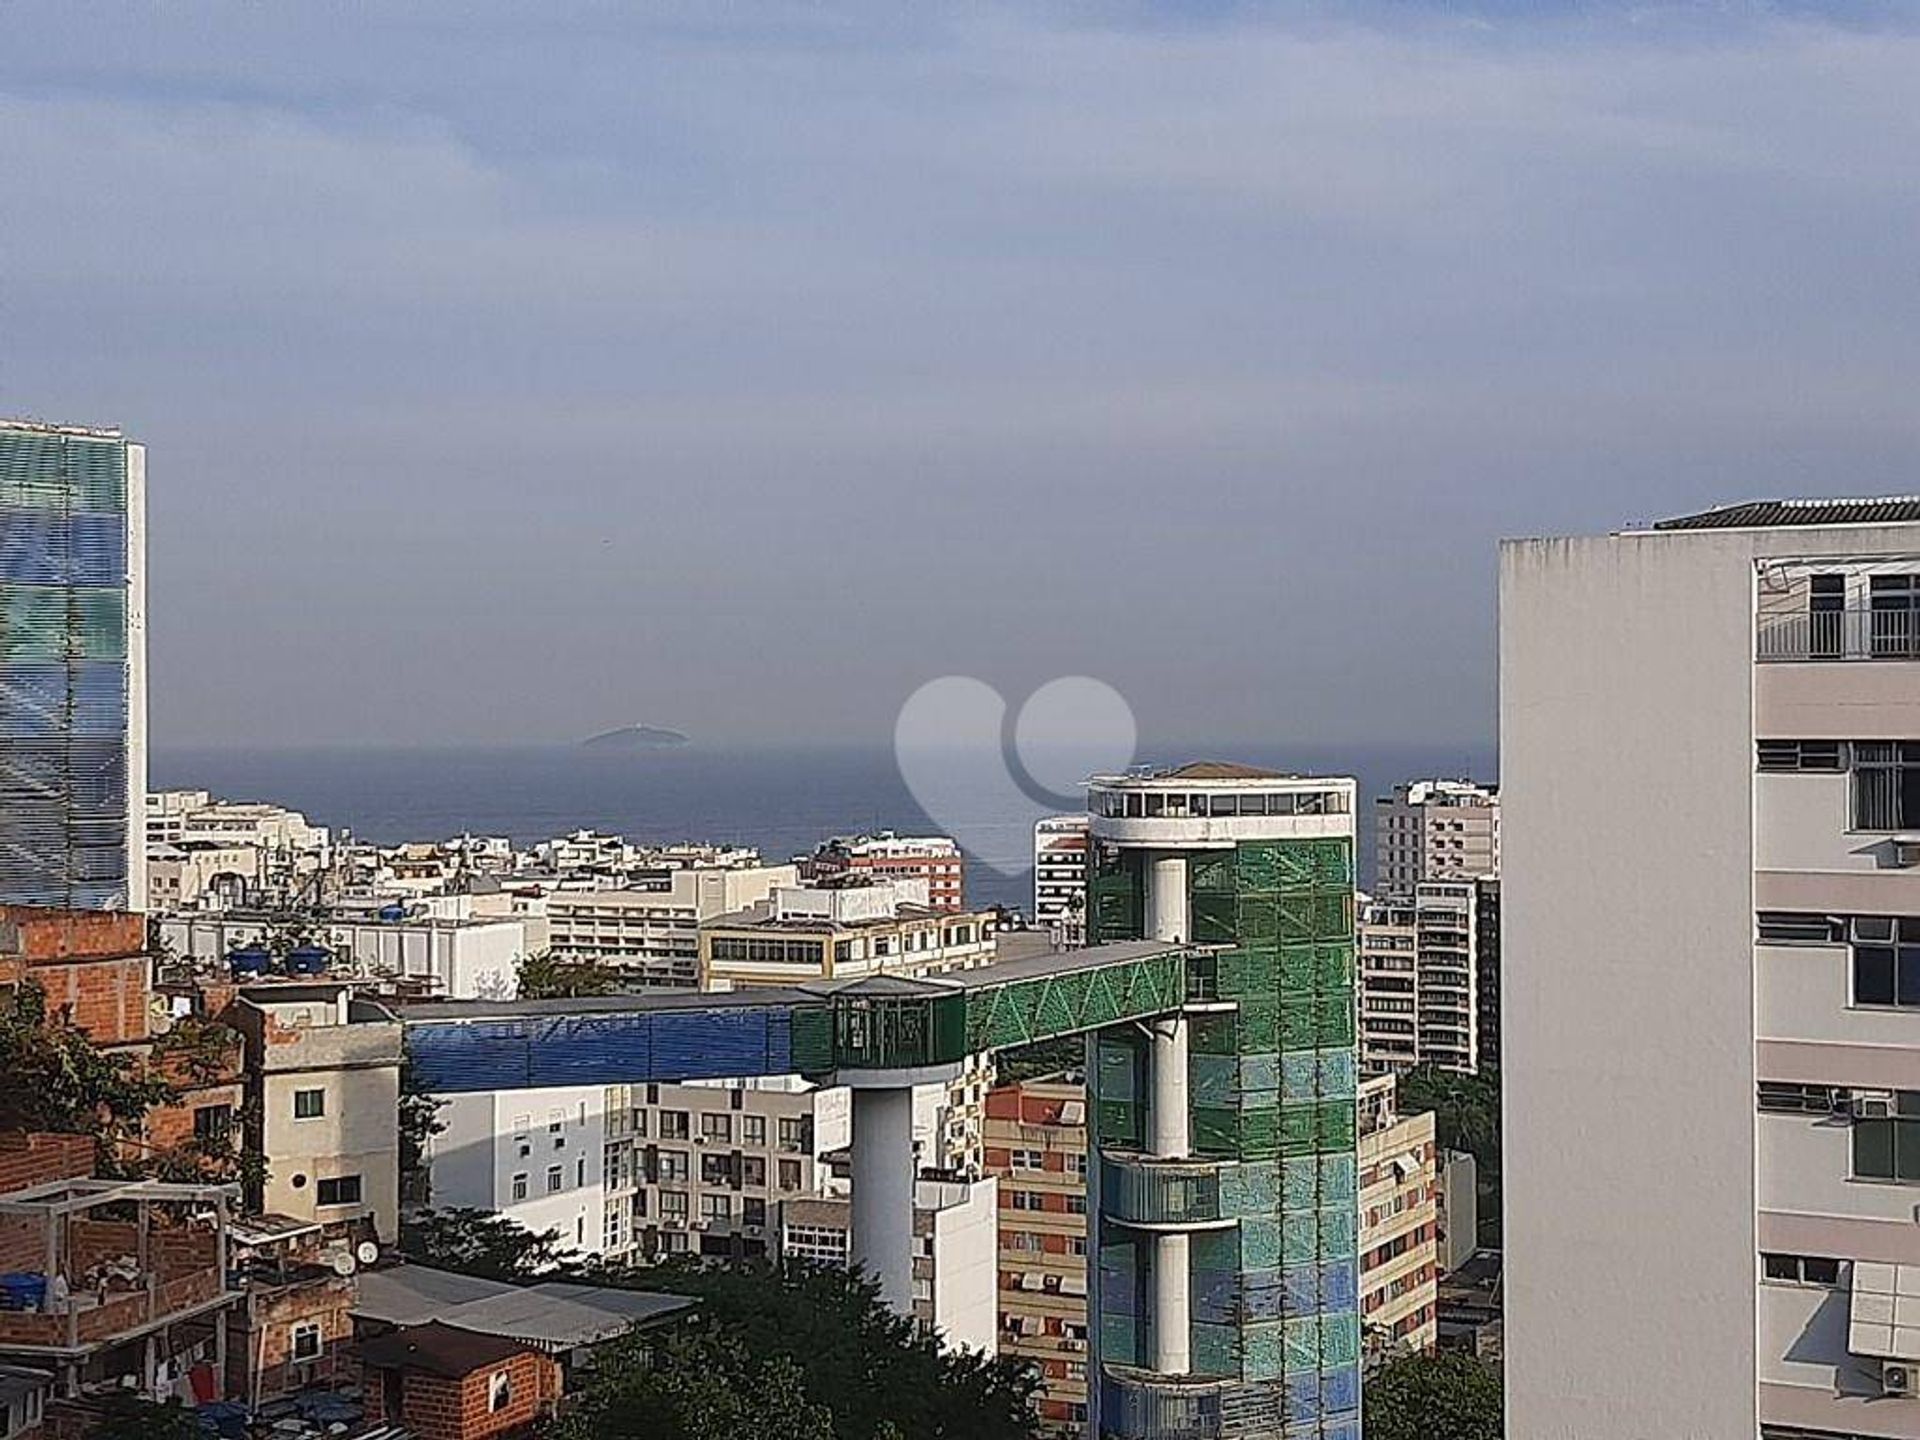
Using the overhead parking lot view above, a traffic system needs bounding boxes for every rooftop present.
[354,1266,692,1351]
[357,1321,530,1378]
[1654,496,1920,531]
[1088,761,1332,788]
[0,417,124,440]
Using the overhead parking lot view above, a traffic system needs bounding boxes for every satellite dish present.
[329,1250,357,1277]
[355,1241,379,1266]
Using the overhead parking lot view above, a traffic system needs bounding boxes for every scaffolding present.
[1092,837,1361,1440]
[0,425,132,909]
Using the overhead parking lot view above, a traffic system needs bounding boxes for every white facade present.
[162,912,530,999]
[545,865,798,988]
[1373,778,1498,894]
[431,1084,608,1257]
[1032,815,1090,947]
[1502,504,1920,1440]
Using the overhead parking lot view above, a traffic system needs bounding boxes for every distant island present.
[580,725,691,751]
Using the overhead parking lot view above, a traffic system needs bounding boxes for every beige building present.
[148,840,262,911]
[229,981,403,1242]
[1502,498,1920,1439]
[1358,881,1486,1075]
[545,864,798,988]
[698,880,997,991]
[1356,1074,1439,1363]
[984,1078,1091,1435]
[1373,779,1498,893]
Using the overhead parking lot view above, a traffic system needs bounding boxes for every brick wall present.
[12,956,151,1046]
[227,1273,356,1402]
[0,1132,94,1194]
[0,908,147,963]
[368,1350,558,1440]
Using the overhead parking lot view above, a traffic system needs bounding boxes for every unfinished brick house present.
[358,1322,559,1440]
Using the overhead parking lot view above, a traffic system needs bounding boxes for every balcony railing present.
[1758,607,1920,663]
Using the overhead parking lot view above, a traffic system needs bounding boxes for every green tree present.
[1396,1065,1501,1246]
[400,1207,569,1280]
[516,950,626,999]
[552,1329,834,1440]
[1363,1350,1503,1440]
[398,1043,447,1205]
[0,980,174,1153]
[87,1394,204,1440]
[562,1258,1041,1440]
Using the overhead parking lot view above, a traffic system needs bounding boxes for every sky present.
[5,1,1920,752]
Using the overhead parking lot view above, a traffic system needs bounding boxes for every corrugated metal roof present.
[1655,497,1920,530]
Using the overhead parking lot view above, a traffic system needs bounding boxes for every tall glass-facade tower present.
[0,420,145,910]
[1086,763,1360,1440]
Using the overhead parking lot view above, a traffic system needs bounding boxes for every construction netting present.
[1092,834,1361,1439]
[0,427,132,909]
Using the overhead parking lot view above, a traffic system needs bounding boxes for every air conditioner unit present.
[1856,1092,1896,1120]
[1886,1361,1915,1398]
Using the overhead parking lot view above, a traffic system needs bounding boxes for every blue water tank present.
[285,944,330,976]
[377,903,407,923]
[228,945,271,979]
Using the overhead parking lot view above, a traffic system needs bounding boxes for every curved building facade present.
[1086,763,1360,1440]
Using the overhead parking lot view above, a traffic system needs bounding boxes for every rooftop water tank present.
[285,944,331,976]
[377,903,407,923]
[228,945,271,979]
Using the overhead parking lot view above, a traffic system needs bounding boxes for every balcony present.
[1099,1156,1226,1228]
[1759,607,1920,663]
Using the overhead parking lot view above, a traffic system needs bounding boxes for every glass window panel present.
[1856,1119,1896,1179]
[1857,947,1897,1006]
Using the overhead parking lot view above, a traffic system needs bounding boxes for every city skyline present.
[7,3,1919,749]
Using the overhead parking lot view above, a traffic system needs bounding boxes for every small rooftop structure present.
[354,1265,692,1354]
[1653,496,1920,530]
[358,1320,528,1379]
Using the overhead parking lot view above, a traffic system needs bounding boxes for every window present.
[1758,1082,1848,1115]
[778,1117,810,1150]
[701,1193,732,1222]
[1757,739,1846,773]
[1872,575,1920,659]
[194,1104,233,1142]
[291,1322,322,1362]
[489,1370,512,1413]
[1853,743,1920,830]
[632,1109,648,1138]
[743,1197,767,1227]
[1854,1092,1920,1181]
[293,1089,325,1121]
[1012,1148,1044,1172]
[548,1113,564,1133]
[778,1159,802,1190]
[658,1151,690,1183]
[316,1175,361,1207]
[742,1116,767,1146]
[1853,916,1920,1007]
[659,1190,689,1220]
[511,1172,528,1201]
[741,1156,766,1187]
[576,1157,586,1187]
[1808,573,1847,658]
[1757,912,1847,945]
[1762,1253,1844,1286]
[701,1113,732,1144]
[660,1111,690,1140]
[1010,1190,1042,1211]
[1064,1194,1087,1215]
[516,1139,531,1159]
[547,1165,563,1193]
[660,1230,691,1254]
[702,1153,731,1186]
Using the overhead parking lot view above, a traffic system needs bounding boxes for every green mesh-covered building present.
[0,420,145,910]
[1085,763,1360,1440]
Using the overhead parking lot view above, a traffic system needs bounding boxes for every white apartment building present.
[431,1083,610,1256]
[163,911,531,999]
[774,1178,1000,1353]
[1502,497,1920,1440]
[698,880,996,991]
[545,865,799,988]
[1356,1074,1439,1363]
[1357,881,1485,1075]
[1032,815,1089,947]
[1373,779,1499,893]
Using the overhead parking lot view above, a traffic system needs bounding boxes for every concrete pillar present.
[1149,1016,1190,1158]
[849,1086,916,1318]
[1153,1233,1192,1375]
[1145,852,1189,944]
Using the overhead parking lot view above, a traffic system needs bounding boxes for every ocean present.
[150,741,1498,913]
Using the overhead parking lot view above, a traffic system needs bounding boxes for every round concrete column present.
[1146,852,1190,943]
[1150,1015,1190,1158]
[849,1085,917,1318]
[1153,1232,1192,1374]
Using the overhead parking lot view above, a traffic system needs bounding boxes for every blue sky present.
[4,2,1919,750]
